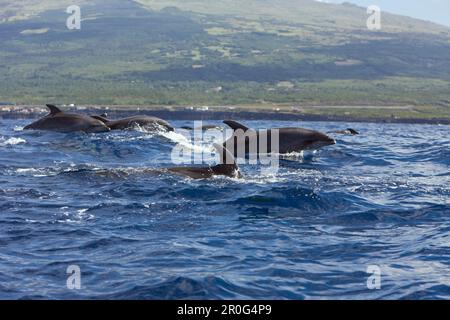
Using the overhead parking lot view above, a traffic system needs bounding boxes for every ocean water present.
[0,116,449,300]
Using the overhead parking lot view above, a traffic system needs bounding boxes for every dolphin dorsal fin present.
[223,120,249,132]
[213,143,236,166]
[46,104,62,115]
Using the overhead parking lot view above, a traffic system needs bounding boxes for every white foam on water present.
[128,123,161,134]
[76,207,94,222]
[133,124,151,133]
[233,172,289,184]
[0,137,26,146]
[16,167,56,177]
[16,168,41,173]
[279,151,305,159]
[77,208,88,214]
[161,130,206,153]
[15,165,97,177]
[13,126,24,132]
[57,207,94,224]
[105,133,156,142]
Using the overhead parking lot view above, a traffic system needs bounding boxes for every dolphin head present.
[299,131,336,150]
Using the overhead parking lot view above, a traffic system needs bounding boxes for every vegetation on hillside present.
[0,0,449,119]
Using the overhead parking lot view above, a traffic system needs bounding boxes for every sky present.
[323,0,450,27]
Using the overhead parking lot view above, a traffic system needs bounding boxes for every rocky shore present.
[1,105,449,125]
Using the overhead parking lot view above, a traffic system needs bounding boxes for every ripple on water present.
[0,119,449,299]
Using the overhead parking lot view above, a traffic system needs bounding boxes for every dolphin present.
[91,113,173,132]
[24,105,110,133]
[167,143,242,179]
[85,144,241,180]
[222,120,336,157]
[328,128,359,135]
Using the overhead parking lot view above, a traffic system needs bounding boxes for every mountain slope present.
[0,0,449,115]
[137,0,450,34]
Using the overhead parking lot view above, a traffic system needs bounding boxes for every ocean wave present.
[96,276,276,300]
[1,119,449,300]
[0,137,26,146]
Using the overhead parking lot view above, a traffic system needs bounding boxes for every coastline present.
[1,105,449,125]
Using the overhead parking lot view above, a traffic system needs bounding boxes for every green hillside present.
[137,0,450,34]
[0,0,449,118]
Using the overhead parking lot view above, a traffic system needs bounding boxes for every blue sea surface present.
[0,116,449,299]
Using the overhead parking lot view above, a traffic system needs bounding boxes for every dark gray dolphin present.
[91,113,173,132]
[168,143,242,179]
[84,144,241,180]
[328,128,359,135]
[222,120,336,157]
[24,105,110,133]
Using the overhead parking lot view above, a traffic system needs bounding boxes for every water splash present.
[0,137,26,146]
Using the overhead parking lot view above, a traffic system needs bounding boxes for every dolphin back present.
[24,105,110,133]
[212,143,242,178]
[223,120,249,131]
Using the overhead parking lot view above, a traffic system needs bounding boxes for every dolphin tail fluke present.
[46,104,62,115]
[223,120,249,132]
